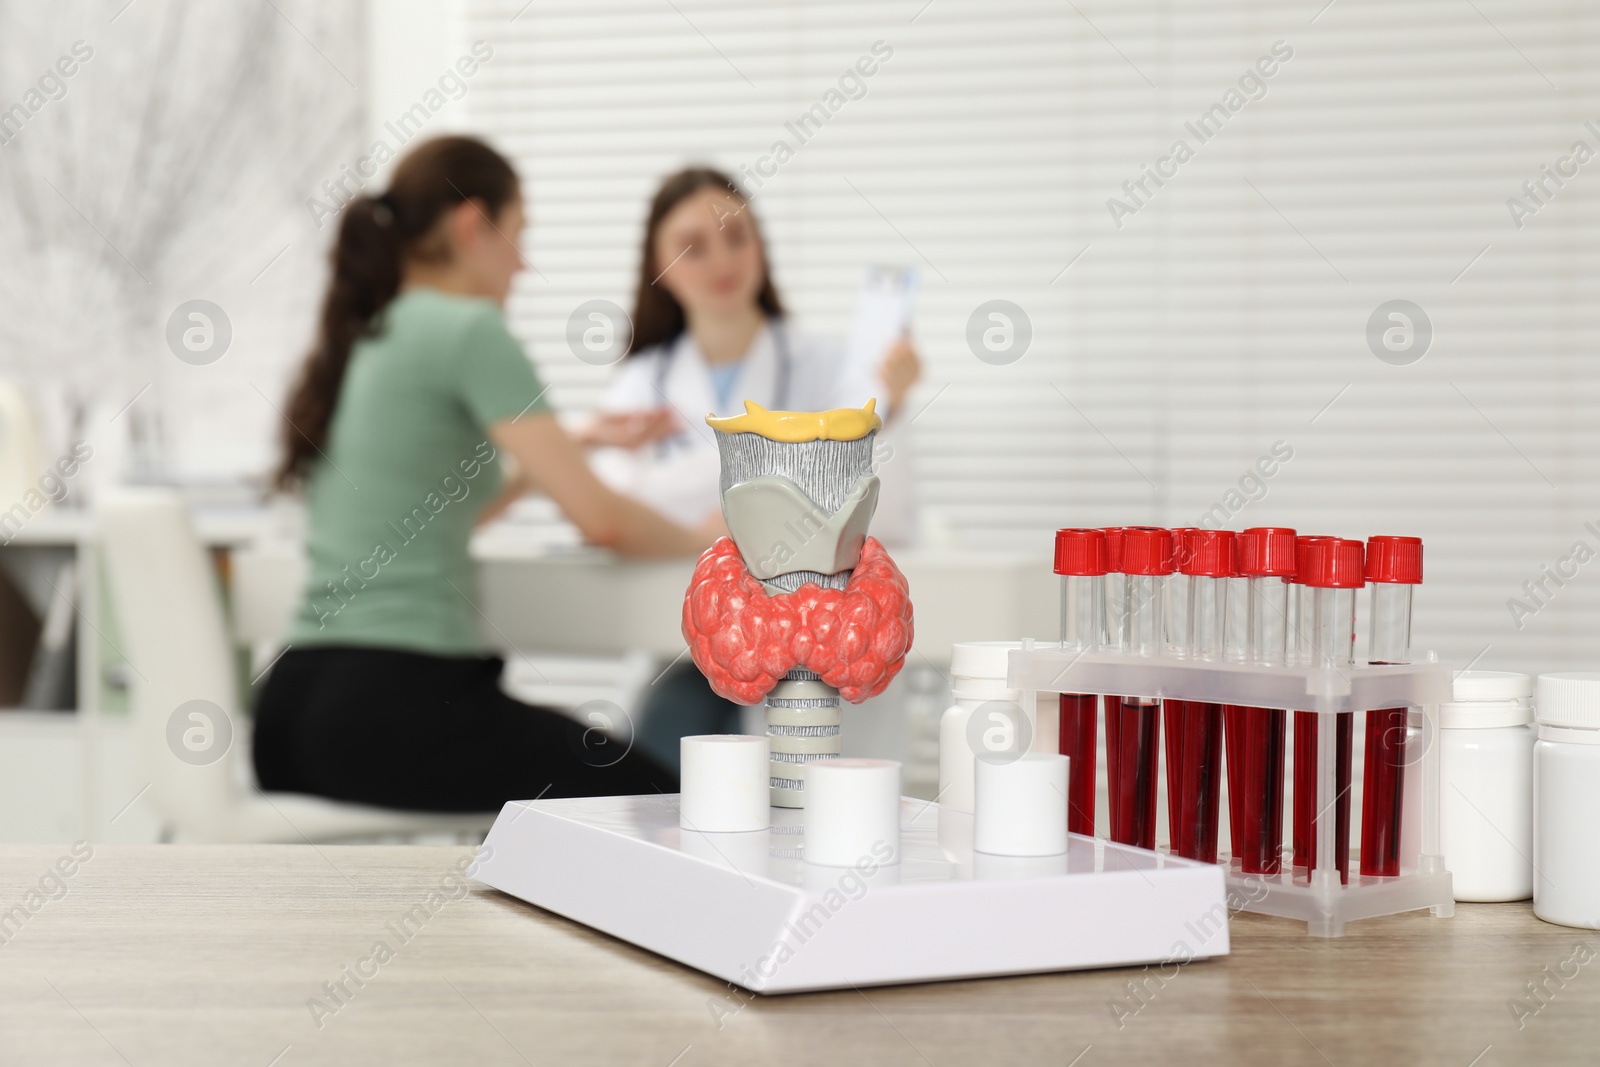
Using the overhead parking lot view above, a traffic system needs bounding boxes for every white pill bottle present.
[1438,671,1533,901]
[938,642,1056,814]
[1533,673,1600,928]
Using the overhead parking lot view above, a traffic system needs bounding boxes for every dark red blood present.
[681,536,915,705]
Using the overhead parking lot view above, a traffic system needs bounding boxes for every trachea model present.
[682,401,915,808]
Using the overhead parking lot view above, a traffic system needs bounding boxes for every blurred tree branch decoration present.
[0,0,366,491]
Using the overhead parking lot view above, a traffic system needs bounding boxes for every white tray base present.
[474,794,1230,994]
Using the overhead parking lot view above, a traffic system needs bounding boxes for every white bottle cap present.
[950,640,1022,681]
[974,752,1069,856]
[950,641,1025,703]
[803,758,901,867]
[680,735,770,833]
[1442,671,1534,729]
[1454,671,1534,702]
[1535,673,1600,731]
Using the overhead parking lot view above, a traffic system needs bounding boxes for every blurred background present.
[0,0,1596,842]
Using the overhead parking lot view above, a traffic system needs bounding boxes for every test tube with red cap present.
[1105,526,1170,849]
[1291,537,1365,883]
[1223,537,1249,665]
[1101,527,1129,653]
[1359,535,1424,878]
[1224,526,1296,874]
[1289,535,1343,873]
[1160,526,1199,849]
[1099,527,1129,795]
[1164,529,1232,862]
[1291,536,1334,666]
[1165,528,1200,656]
[1054,528,1108,837]
[1162,526,1199,850]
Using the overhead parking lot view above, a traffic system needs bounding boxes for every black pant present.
[253,646,677,812]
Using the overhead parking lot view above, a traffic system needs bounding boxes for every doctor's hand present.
[877,336,921,420]
[573,407,679,449]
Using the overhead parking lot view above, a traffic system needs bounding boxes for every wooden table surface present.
[1,845,1596,1066]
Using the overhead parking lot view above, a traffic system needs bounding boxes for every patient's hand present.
[575,408,678,449]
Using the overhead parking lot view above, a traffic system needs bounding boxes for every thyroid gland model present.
[682,400,915,807]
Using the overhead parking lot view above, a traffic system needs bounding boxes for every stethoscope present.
[652,317,793,459]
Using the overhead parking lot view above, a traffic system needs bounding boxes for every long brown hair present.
[625,166,784,357]
[273,136,519,490]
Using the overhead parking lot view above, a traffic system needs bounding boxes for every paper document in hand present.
[843,265,919,388]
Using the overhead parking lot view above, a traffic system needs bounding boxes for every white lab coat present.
[590,319,915,544]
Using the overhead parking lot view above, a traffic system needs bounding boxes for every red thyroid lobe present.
[682,536,914,704]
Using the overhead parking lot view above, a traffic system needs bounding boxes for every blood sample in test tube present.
[1359,535,1423,878]
[1225,526,1296,875]
[1161,526,1199,853]
[1054,528,1108,837]
[1106,526,1170,850]
[1164,529,1232,862]
[1099,527,1129,789]
[1288,535,1338,872]
[1291,537,1365,883]
[1163,527,1196,853]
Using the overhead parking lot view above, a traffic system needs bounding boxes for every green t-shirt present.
[288,288,551,655]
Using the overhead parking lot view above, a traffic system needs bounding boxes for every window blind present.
[451,0,1600,674]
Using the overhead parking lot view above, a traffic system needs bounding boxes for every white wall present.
[366,0,479,184]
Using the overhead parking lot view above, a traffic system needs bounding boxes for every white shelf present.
[1008,647,1452,713]
[474,794,1230,994]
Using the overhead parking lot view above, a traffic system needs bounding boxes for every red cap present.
[1121,526,1174,576]
[1168,527,1200,571]
[1366,536,1423,584]
[1290,535,1333,585]
[1179,529,1236,577]
[1301,538,1366,589]
[1237,527,1297,577]
[1054,528,1108,576]
[1102,527,1127,572]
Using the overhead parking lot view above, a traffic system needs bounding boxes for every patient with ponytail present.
[255,136,721,811]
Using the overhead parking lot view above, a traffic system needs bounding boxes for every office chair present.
[96,488,492,843]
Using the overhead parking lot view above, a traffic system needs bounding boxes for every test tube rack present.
[1008,641,1455,937]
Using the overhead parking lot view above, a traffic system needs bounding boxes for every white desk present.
[8,497,1059,650]
[233,528,1055,662]
[468,539,1056,660]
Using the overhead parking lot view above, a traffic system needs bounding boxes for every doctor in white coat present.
[579,166,922,771]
